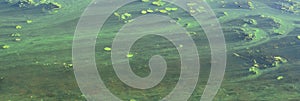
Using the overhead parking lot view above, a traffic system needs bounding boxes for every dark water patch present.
[294,21,300,24]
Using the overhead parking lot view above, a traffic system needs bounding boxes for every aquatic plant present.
[129,99,137,101]
[165,7,178,11]
[2,45,10,49]
[15,38,21,42]
[114,12,121,20]
[159,9,168,13]
[123,13,132,18]
[104,47,111,51]
[146,9,154,13]
[273,56,287,63]
[126,53,134,58]
[247,1,254,9]
[249,66,260,74]
[277,76,284,80]
[63,63,73,71]
[15,25,22,29]
[11,33,21,37]
[26,20,33,24]
[124,19,134,23]
[17,0,36,8]
[5,0,13,4]
[47,2,62,9]
[152,0,165,6]
[141,0,149,2]
[121,14,126,20]
[39,0,48,4]
[223,12,228,16]
[141,10,147,14]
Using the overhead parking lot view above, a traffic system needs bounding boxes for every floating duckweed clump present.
[15,38,21,42]
[277,76,284,80]
[146,9,154,13]
[266,0,300,14]
[104,47,111,51]
[129,99,137,101]
[141,0,149,2]
[126,53,134,58]
[11,33,21,37]
[234,27,258,41]
[141,10,147,14]
[16,0,35,8]
[151,0,165,6]
[26,20,32,24]
[247,1,255,9]
[15,25,22,29]
[114,12,133,23]
[165,7,178,11]
[2,45,10,49]
[249,66,260,74]
[63,63,73,71]
[159,9,168,13]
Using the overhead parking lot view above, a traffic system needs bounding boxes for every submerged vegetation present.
[5,0,62,13]
[0,0,300,100]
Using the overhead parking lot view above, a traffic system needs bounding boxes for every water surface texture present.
[0,0,300,101]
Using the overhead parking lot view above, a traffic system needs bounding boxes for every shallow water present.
[0,0,300,101]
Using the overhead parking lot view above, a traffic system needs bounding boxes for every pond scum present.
[0,0,300,100]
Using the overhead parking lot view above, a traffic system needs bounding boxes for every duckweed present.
[129,99,137,101]
[159,10,168,13]
[165,7,178,11]
[277,76,284,80]
[11,33,21,37]
[104,47,111,51]
[126,53,134,58]
[141,0,149,2]
[15,25,22,29]
[123,13,132,18]
[26,20,33,24]
[152,1,165,6]
[249,66,260,74]
[2,45,10,49]
[15,38,21,42]
[141,10,147,14]
[146,9,154,13]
